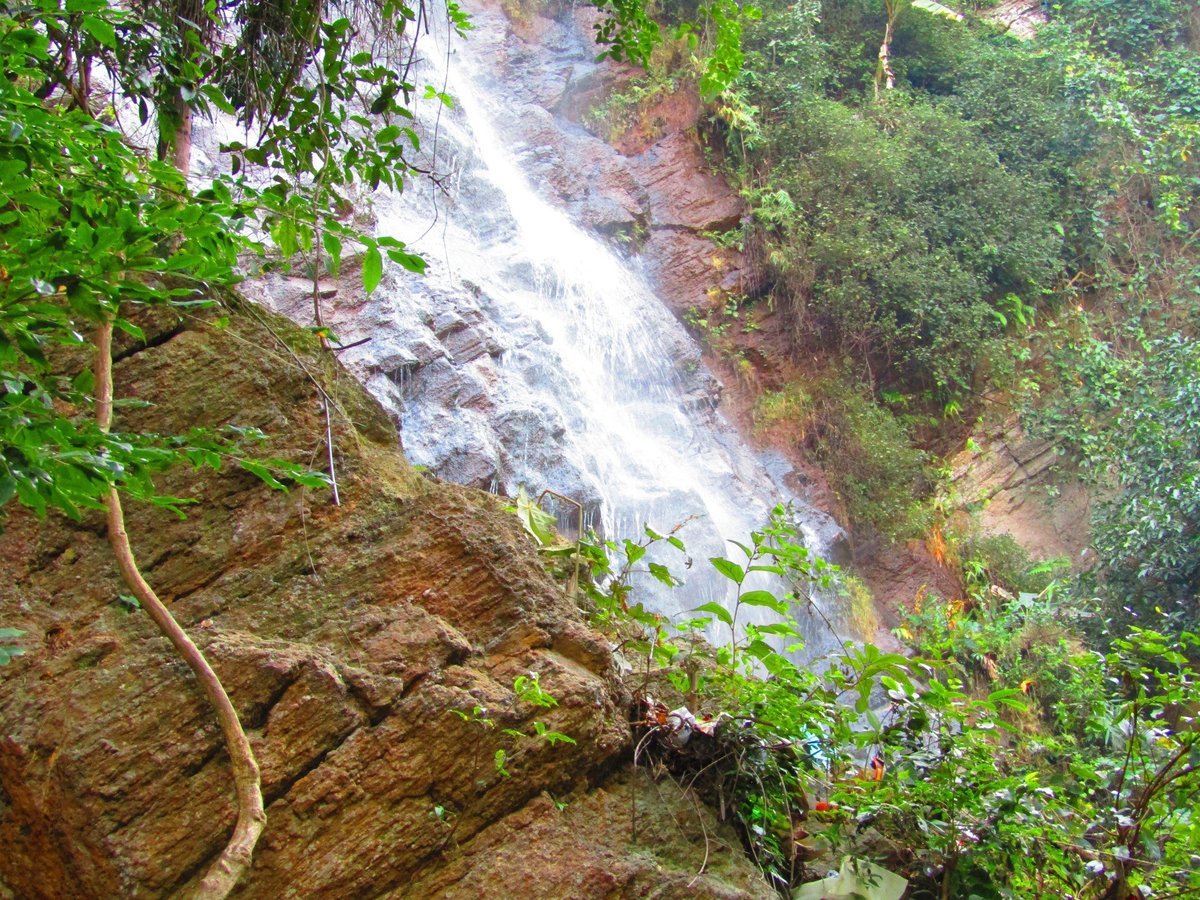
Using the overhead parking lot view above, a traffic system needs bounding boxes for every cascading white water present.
[253,0,853,656]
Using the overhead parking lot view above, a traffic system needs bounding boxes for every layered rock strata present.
[0,303,770,899]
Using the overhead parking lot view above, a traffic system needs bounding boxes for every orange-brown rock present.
[0,301,771,898]
[482,0,761,317]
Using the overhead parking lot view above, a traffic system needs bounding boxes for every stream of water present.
[253,1,853,656]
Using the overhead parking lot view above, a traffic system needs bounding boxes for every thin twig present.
[322,393,341,506]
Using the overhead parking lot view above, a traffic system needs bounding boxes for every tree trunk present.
[875,1,899,99]
[94,320,265,899]
[173,91,193,179]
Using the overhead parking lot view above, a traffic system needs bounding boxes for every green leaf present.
[648,562,678,587]
[81,14,117,48]
[987,688,1028,710]
[239,459,287,491]
[322,232,343,276]
[751,622,798,637]
[385,248,426,274]
[513,486,556,546]
[200,84,236,115]
[363,245,383,293]
[710,557,745,584]
[738,590,787,614]
[729,539,752,559]
[692,601,733,626]
[113,318,146,342]
[0,476,17,507]
[747,564,786,576]
[0,646,26,665]
[273,216,298,258]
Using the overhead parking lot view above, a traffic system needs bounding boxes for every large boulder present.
[0,301,770,899]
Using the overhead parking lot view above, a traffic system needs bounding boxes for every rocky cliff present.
[0,301,771,898]
[247,0,765,512]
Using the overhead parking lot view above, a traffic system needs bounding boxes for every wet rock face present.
[240,0,752,508]
[249,270,623,515]
[486,1,757,315]
[0,305,711,898]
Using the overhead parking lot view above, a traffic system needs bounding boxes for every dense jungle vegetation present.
[2,0,1198,897]
[586,1,1200,897]
[608,0,1200,631]
[729,0,1200,623]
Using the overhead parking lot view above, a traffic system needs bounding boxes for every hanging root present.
[95,318,265,899]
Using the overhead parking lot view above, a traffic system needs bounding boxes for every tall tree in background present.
[875,0,962,98]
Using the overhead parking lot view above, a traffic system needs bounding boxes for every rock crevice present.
[0,303,770,898]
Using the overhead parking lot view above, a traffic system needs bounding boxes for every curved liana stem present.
[95,318,265,899]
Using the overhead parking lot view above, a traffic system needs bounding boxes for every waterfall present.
[250,0,851,656]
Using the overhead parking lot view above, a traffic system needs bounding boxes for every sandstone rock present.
[403,770,774,899]
[643,227,748,318]
[949,415,1091,562]
[631,132,744,233]
[0,303,773,897]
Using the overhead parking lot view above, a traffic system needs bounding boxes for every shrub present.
[754,376,930,538]
[745,96,1060,396]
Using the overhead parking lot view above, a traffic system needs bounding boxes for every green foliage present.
[513,672,559,709]
[511,486,558,546]
[1091,336,1200,626]
[591,512,1049,892]
[0,628,25,666]
[582,68,682,142]
[648,520,1200,895]
[1027,332,1200,628]
[593,0,762,99]
[1000,0,1200,634]
[509,490,1200,896]
[1,9,233,516]
[721,0,1199,588]
[590,3,1200,888]
[692,0,761,100]
[817,382,930,537]
[220,7,434,284]
[743,95,1060,395]
[904,581,1200,898]
[755,377,929,537]
[0,0,447,525]
[1043,0,1200,236]
[694,505,835,660]
[591,0,663,66]
[958,531,1066,598]
[1055,0,1186,58]
[1077,629,1200,899]
[451,675,576,783]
